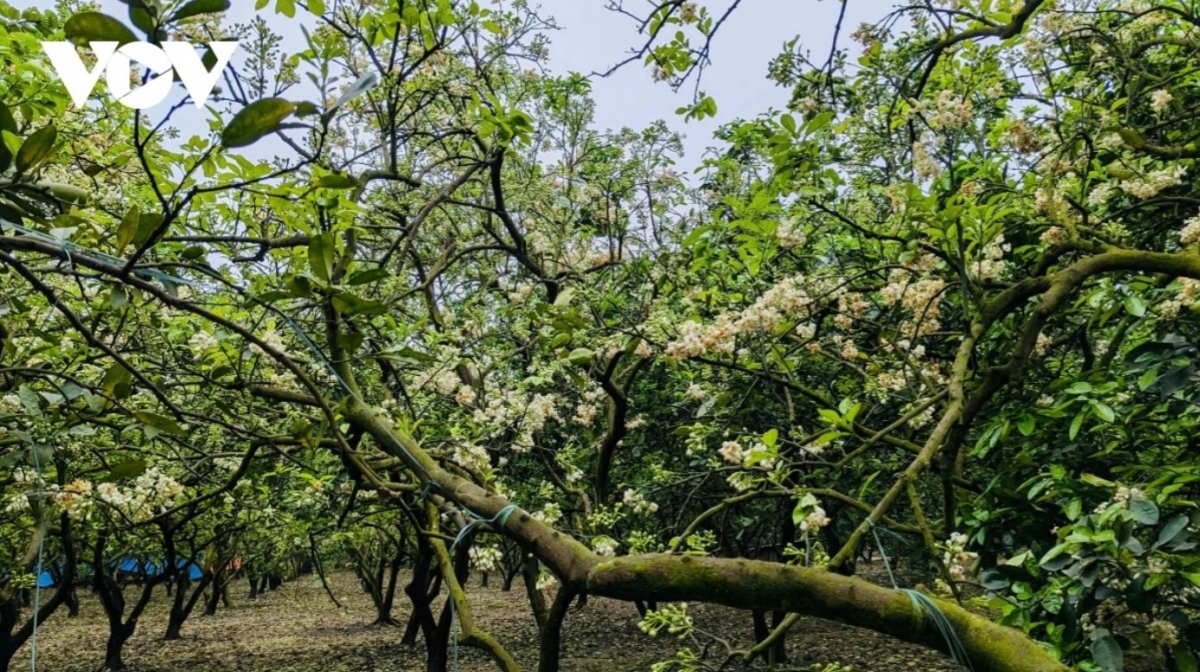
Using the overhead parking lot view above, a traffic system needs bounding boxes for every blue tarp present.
[115,557,203,580]
[16,557,204,587]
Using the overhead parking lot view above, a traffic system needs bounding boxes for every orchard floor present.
[8,568,1156,672]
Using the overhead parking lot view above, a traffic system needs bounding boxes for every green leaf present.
[0,103,15,173]
[332,73,379,110]
[43,182,89,206]
[181,245,206,260]
[110,286,128,310]
[308,232,334,284]
[1124,296,1147,317]
[818,408,841,425]
[287,274,313,297]
[134,411,187,437]
[1117,128,1145,149]
[0,102,16,136]
[553,287,575,307]
[101,364,132,400]
[1091,402,1115,423]
[805,111,834,134]
[331,292,385,316]
[1039,542,1070,567]
[1155,514,1189,549]
[16,386,41,415]
[64,12,139,45]
[133,212,164,248]
[1081,473,1116,487]
[316,174,358,190]
[566,348,595,365]
[170,0,231,22]
[294,101,321,117]
[1069,411,1085,440]
[337,332,364,354]
[109,459,147,480]
[1173,644,1199,672]
[762,428,778,448]
[116,205,140,251]
[1017,414,1036,436]
[1091,629,1124,672]
[15,125,57,174]
[221,98,296,148]
[347,268,389,285]
[1129,498,1160,525]
[128,6,156,35]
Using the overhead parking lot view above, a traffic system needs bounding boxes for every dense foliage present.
[5,1,1200,671]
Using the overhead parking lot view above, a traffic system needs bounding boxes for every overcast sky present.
[14,0,883,170]
[536,1,878,167]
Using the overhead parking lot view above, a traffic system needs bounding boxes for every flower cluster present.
[943,531,978,581]
[0,394,20,415]
[469,545,503,572]
[1149,619,1180,647]
[718,440,744,465]
[1040,226,1068,246]
[971,235,1010,282]
[622,489,659,515]
[452,443,491,473]
[881,256,945,341]
[592,536,619,556]
[413,368,461,396]
[665,274,814,360]
[1004,119,1042,155]
[799,505,830,533]
[249,329,288,358]
[1159,278,1200,319]
[1180,215,1200,246]
[188,330,219,360]
[637,603,694,638]
[1118,165,1186,199]
[776,217,806,248]
[1150,89,1173,112]
[531,502,563,525]
[926,90,973,130]
[912,138,940,180]
[1087,183,1116,207]
[93,467,186,522]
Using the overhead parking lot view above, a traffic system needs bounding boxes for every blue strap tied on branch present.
[868,520,974,672]
[451,504,519,554]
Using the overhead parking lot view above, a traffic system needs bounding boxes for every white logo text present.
[40,41,239,109]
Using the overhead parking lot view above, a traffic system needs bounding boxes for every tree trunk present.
[521,554,547,631]
[403,542,437,646]
[164,576,189,640]
[536,586,576,672]
[104,622,134,670]
[501,563,519,592]
[376,556,402,626]
[165,572,213,639]
[204,579,223,616]
[0,643,15,672]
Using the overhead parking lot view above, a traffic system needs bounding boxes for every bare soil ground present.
[11,569,966,672]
